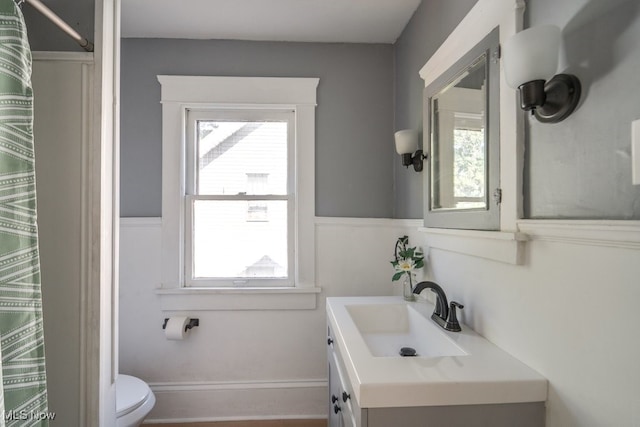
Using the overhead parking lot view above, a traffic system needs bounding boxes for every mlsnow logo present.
[3,410,57,421]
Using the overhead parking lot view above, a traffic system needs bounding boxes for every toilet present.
[115,374,156,427]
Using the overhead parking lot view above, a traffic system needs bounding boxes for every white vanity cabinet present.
[327,325,361,427]
[326,297,547,427]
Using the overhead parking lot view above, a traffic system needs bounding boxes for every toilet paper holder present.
[162,317,199,331]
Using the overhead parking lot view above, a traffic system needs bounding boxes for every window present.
[158,76,319,302]
[185,109,294,286]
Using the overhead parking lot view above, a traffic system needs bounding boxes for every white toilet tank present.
[116,374,156,427]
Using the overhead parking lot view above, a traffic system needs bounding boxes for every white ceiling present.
[121,0,422,44]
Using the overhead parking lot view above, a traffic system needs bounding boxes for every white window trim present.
[158,76,320,310]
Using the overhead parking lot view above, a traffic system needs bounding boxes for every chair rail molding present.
[517,220,640,249]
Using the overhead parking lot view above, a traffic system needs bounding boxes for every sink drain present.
[399,347,417,357]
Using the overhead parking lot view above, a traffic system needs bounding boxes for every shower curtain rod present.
[19,0,94,52]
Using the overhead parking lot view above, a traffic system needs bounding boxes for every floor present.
[145,420,327,427]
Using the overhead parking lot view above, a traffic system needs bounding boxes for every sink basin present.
[345,303,467,358]
[327,296,547,408]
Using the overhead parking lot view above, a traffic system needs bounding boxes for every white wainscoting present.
[418,221,640,427]
[119,216,420,422]
[121,216,640,425]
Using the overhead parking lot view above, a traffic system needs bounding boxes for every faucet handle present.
[445,301,464,332]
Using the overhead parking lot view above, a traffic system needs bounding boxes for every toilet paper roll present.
[164,316,190,340]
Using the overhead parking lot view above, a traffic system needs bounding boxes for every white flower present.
[390,236,424,283]
[395,258,415,272]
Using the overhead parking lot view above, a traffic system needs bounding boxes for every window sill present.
[155,286,322,311]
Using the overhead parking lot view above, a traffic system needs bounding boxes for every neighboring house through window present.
[246,173,270,222]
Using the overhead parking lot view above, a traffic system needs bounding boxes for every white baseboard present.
[146,380,328,423]
[145,415,327,424]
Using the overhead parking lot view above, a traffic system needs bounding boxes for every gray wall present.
[393,0,479,219]
[524,0,640,219]
[123,0,640,220]
[393,0,640,219]
[120,39,394,218]
[23,0,94,51]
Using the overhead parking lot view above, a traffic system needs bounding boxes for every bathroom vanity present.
[326,297,547,427]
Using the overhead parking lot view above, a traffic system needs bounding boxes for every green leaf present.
[414,260,424,269]
[392,272,404,281]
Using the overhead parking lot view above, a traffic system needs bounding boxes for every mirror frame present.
[420,0,525,232]
[424,27,500,230]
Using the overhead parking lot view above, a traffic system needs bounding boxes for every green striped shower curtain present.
[0,0,49,425]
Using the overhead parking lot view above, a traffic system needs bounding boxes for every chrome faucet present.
[413,281,464,332]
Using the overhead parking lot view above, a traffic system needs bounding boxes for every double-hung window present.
[185,109,294,287]
[158,76,319,307]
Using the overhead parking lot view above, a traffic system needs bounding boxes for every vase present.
[403,275,415,302]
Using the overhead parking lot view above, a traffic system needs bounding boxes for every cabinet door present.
[333,350,357,427]
[328,349,343,427]
[340,403,357,427]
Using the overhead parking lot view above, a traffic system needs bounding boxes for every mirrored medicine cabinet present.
[424,27,500,230]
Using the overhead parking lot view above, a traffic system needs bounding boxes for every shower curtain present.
[0,0,49,425]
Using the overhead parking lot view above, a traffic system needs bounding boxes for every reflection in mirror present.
[431,55,487,211]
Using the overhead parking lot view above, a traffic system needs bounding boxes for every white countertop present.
[327,296,548,408]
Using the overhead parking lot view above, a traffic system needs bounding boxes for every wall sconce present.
[503,25,581,123]
[395,129,425,172]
